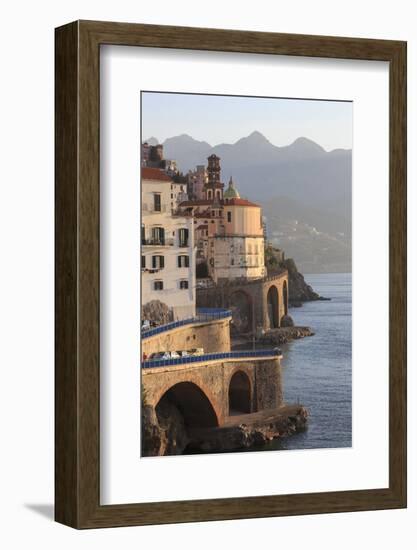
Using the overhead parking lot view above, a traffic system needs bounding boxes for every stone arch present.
[228,370,251,415]
[155,381,219,429]
[267,285,279,328]
[283,280,288,316]
[229,289,252,333]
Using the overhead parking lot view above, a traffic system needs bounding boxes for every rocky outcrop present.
[141,401,309,456]
[142,299,173,326]
[280,314,294,327]
[141,400,189,457]
[258,326,314,345]
[186,406,308,454]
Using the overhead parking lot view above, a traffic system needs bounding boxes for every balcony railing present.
[142,238,174,246]
[142,204,168,213]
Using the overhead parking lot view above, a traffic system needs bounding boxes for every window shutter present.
[185,256,189,267]
[160,256,164,268]
[152,256,156,269]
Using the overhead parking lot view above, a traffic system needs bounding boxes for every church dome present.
[224,176,240,199]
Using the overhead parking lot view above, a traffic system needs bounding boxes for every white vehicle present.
[141,319,151,330]
[188,348,204,356]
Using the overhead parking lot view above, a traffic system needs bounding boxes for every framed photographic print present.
[55,20,406,528]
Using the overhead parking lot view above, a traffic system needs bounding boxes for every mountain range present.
[145,131,352,273]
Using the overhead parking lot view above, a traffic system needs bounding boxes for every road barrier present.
[141,308,232,339]
[142,348,281,369]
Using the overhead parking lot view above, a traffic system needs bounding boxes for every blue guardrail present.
[141,308,232,339]
[142,348,281,369]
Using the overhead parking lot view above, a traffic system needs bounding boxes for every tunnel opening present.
[267,285,279,329]
[228,371,251,415]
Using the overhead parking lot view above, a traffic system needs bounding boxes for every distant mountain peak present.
[291,136,325,153]
[236,130,271,146]
[164,134,211,147]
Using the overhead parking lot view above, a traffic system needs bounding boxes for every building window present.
[141,255,146,269]
[178,255,190,268]
[153,193,161,212]
[179,280,189,289]
[154,280,163,291]
[171,193,173,199]
[178,228,189,247]
[151,226,165,245]
[141,224,145,244]
[151,255,164,269]
[227,211,232,223]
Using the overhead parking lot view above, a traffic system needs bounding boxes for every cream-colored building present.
[141,167,195,320]
[179,173,266,283]
[207,179,266,282]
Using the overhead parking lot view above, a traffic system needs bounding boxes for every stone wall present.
[254,359,283,410]
[142,356,282,427]
[142,318,231,357]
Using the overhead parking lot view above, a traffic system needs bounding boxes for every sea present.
[262,272,352,451]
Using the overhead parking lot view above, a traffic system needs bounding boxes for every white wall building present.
[141,167,196,321]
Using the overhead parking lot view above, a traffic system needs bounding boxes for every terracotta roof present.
[141,167,172,182]
[224,198,259,207]
[179,200,212,206]
[179,197,260,208]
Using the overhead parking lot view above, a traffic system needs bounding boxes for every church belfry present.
[204,154,224,200]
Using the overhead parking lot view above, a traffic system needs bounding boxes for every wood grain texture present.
[55,20,407,529]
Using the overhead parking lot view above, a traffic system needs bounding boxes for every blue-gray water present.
[266,272,352,451]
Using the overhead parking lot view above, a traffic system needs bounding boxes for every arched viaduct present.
[196,271,289,334]
[142,354,283,431]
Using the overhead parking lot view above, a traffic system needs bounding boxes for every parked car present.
[188,348,204,356]
[149,351,170,360]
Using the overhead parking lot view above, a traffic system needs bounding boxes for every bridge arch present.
[267,285,279,329]
[229,289,252,333]
[228,370,252,415]
[155,381,219,429]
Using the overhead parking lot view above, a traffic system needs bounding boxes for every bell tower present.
[204,154,224,201]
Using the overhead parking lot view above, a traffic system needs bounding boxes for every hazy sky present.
[142,92,352,152]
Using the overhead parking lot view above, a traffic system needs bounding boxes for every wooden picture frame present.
[55,20,407,528]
